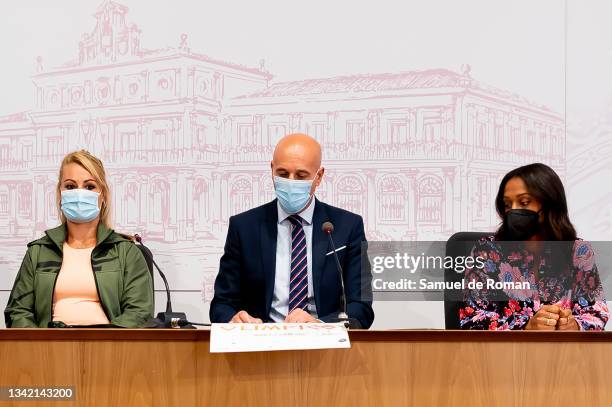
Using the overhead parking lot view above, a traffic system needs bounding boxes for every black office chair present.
[444,231,491,329]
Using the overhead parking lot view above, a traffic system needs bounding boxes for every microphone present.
[322,222,361,329]
[175,319,211,328]
[134,234,195,329]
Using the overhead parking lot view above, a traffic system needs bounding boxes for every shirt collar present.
[277,197,315,225]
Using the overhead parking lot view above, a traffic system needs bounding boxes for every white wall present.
[0,1,611,329]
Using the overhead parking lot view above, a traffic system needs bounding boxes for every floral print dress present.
[459,238,609,330]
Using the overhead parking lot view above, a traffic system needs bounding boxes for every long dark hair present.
[494,163,577,241]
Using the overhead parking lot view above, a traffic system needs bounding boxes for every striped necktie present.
[288,214,308,313]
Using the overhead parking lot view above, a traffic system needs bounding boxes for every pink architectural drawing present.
[566,115,612,239]
[0,1,566,304]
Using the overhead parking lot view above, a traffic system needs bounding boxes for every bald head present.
[273,133,321,167]
[271,133,323,182]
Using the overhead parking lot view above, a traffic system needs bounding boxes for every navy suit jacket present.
[210,198,374,328]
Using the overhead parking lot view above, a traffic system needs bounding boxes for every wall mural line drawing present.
[0,1,572,316]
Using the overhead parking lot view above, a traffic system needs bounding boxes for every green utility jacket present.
[5,223,154,328]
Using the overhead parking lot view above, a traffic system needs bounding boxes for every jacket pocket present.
[33,271,57,324]
[94,270,122,317]
[33,270,57,284]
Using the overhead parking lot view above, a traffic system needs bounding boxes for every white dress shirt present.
[269,198,318,322]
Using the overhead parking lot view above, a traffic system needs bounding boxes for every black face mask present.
[504,209,541,240]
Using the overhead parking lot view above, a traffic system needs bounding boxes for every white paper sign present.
[209,323,351,353]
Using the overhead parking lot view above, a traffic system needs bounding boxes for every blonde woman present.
[5,150,153,328]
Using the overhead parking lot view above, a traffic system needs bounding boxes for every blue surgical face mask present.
[274,173,319,214]
[61,189,101,223]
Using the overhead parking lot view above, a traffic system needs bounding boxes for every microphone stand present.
[134,234,195,329]
[323,223,362,329]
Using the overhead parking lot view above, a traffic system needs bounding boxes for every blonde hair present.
[56,150,112,228]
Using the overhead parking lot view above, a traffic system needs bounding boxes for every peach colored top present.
[52,243,110,325]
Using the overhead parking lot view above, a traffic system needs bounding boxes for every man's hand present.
[525,304,561,330]
[556,308,580,331]
[284,308,318,323]
[230,310,263,323]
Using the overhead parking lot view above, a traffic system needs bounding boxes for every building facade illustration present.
[0,1,565,302]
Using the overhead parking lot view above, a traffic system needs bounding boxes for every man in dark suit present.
[210,134,374,328]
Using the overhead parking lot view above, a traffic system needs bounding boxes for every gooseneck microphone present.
[322,222,362,329]
[134,234,197,329]
[134,234,172,313]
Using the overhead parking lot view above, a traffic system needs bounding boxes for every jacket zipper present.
[90,248,112,323]
[49,265,60,326]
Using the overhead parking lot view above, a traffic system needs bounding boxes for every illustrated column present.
[401,169,418,240]
[442,167,456,234]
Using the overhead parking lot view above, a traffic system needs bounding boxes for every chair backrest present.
[135,243,155,290]
[444,231,492,329]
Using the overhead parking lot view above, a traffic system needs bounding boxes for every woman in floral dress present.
[459,163,608,330]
